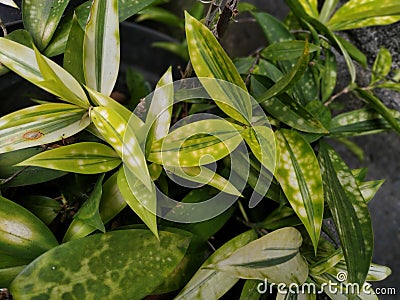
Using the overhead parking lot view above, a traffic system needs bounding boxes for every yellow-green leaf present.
[17,142,121,174]
[0,103,90,154]
[185,12,251,125]
[276,129,324,253]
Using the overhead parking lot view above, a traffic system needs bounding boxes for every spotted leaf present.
[206,227,308,284]
[176,230,257,300]
[83,0,119,95]
[185,12,252,125]
[22,0,70,50]
[371,47,392,83]
[0,103,90,154]
[297,0,319,18]
[10,229,191,300]
[261,40,320,61]
[327,0,400,31]
[117,167,158,238]
[148,119,244,167]
[164,165,242,197]
[90,106,152,190]
[0,196,58,262]
[318,141,373,287]
[17,142,121,174]
[330,108,400,136]
[276,129,324,253]
[322,49,337,101]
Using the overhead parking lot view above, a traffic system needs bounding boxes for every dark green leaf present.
[261,41,319,61]
[17,196,60,225]
[318,141,373,287]
[22,0,70,50]
[10,229,191,300]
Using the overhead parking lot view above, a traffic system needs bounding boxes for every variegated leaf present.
[17,142,121,174]
[84,0,119,95]
[0,103,90,154]
[148,119,244,167]
[276,129,324,253]
[371,47,392,83]
[90,106,152,191]
[117,167,158,238]
[145,67,174,153]
[206,227,308,284]
[164,165,242,196]
[22,0,69,50]
[318,141,373,287]
[175,230,257,300]
[0,0,18,8]
[328,260,391,282]
[0,38,89,108]
[185,12,252,125]
[359,179,385,203]
[327,0,400,31]
[297,0,319,18]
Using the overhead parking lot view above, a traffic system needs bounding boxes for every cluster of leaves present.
[0,0,399,299]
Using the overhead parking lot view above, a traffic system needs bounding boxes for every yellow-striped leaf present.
[276,129,324,253]
[0,103,90,154]
[17,142,121,174]
[185,12,251,125]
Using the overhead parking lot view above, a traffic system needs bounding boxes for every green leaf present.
[257,40,310,102]
[355,88,400,134]
[0,38,90,108]
[260,206,302,230]
[76,0,158,28]
[22,0,70,50]
[164,165,242,196]
[334,35,367,68]
[327,0,400,31]
[148,119,244,167]
[175,230,257,300]
[330,108,400,136]
[0,148,66,187]
[0,196,58,261]
[117,167,158,238]
[125,67,152,109]
[240,279,262,300]
[0,0,18,8]
[185,12,252,125]
[74,174,105,233]
[371,47,392,83]
[43,12,74,57]
[84,0,119,95]
[261,41,319,61]
[321,49,337,101]
[0,266,25,289]
[0,103,90,154]
[63,13,85,84]
[310,248,344,275]
[319,0,339,23]
[252,77,328,133]
[17,196,60,225]
[275,130,324,253]
[137,7,184,28]
[63,171,127,242]
[10,229,191,300]
[17,142,121,174]
[91,106,152,190]
[318,141,373,287]
[207,227,308,284]
[253,13,293,43]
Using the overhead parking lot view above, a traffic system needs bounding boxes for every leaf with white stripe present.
[84,0,119,95]
[0,0,18,8]
[0,38,89,108]
[276,129,324,253]
[0,103,90,154]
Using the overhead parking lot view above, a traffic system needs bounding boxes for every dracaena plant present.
[0,0,398,299]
